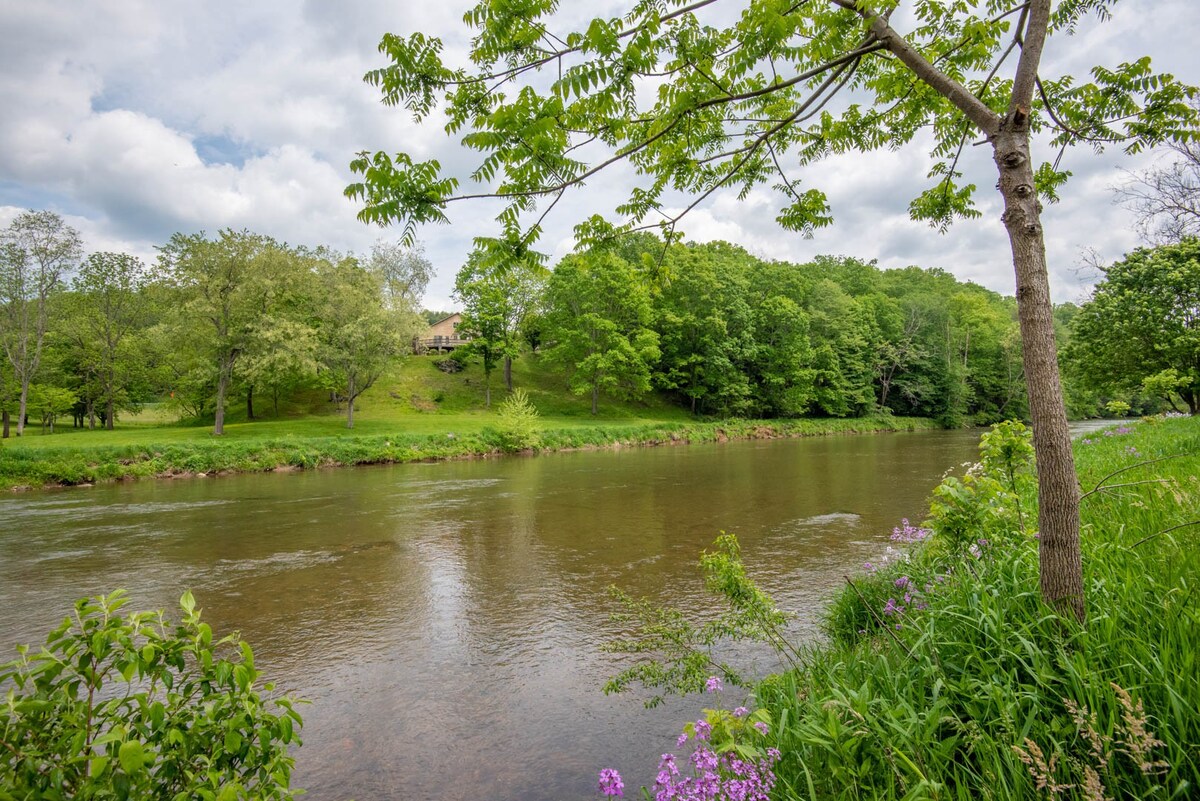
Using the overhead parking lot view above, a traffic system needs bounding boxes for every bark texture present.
[993,118,1084,622]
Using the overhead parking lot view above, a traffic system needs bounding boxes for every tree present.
[348,0,1199,621]
[0,210,83,436]
[1066,239,1200,414]
[453,249,545,405]
[1116,107,1200,244]
[63,252,148,429]
[316,256,411,428]
[543,252,660,414]
[653,244,755,416]
[158,230,280,436]
[368,239,433,312]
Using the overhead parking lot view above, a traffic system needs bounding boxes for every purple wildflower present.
[694,719,711,741]
[895,576,910,589]
[676,732,689,747]
[704,675,723,693]
[733,706,748,718]
[753,721,769,736]
[599,768,625,797]
[891,518,931,544]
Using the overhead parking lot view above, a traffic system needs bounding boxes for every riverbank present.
[0,415,938,491]
[738,414,1199,799]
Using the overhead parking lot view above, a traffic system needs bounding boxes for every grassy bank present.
[0,415,938,491]
[743,415,1199,799]
[1,352,938,490]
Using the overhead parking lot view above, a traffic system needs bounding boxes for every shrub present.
[0,591,303,801]
[494,388,541,452]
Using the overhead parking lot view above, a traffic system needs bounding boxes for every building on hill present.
[416,312,469,352]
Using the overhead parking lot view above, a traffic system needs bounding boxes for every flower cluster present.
[864,545,907,574]
[881,574,934,629]
[602,696,780,801]
[1104,425,1133,437]
[650,746,780,801]
[1124,445,1142,458]
[890,518,931,544]
[598,768,625,797]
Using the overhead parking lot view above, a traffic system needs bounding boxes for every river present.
[1,429,990,799]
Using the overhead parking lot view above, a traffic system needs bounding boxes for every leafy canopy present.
[347,0,1196,251]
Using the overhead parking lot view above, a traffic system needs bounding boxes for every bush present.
[0,591,303,801]
[494,388,541,452]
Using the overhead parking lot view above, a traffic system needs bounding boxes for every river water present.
[0,430,985,799]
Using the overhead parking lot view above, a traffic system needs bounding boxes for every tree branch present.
[831,0,1001,135]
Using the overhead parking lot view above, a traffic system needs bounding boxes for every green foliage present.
[543,251,660,414]
[348,0,1195,248]
[1066,239,1200,415]
[756,415,1200,801]
[930,420,1035,553]
[493,388,541,452]
[604,532,798,708]
[1104,399,1131,417]
[0,591,303,800]
[453,249,545,405]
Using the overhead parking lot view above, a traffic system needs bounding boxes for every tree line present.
[0,211,429,436]
[4,208,1188,437]
[455,234,1033,425]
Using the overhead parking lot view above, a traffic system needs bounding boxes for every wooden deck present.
[415,336,470,352]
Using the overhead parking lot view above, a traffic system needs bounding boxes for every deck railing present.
[415,335,471,352]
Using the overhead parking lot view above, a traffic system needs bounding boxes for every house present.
[416,312,470,352]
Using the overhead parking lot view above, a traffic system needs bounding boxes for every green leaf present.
[118,740,145,774]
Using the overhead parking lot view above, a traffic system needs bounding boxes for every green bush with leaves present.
[0,591,303,801]
[493,388,541,452]
[928,419,1035,553]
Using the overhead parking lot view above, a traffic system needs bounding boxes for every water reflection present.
[0,430,983,800]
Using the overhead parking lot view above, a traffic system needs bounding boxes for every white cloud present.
[0,0,1196,308]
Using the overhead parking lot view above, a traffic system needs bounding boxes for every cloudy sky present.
[1,0,1195,310]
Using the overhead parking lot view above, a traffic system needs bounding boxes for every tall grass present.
[755,416,1199,800]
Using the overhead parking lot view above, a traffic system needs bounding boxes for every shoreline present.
[1,416,940,492]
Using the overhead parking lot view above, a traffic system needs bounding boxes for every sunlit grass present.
[754,415,1200,800]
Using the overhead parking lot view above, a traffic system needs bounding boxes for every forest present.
[5,211,1157,439]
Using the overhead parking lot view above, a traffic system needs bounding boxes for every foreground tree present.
[0,210,83,436]
[348,0,1198,620]
[1067,239,1200,414]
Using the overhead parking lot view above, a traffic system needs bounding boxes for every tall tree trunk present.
[2,410,8,438]
[15,382,28,436]
[105,397,114,431]
[346,375,356,429]
[247,384,255,420]
[994,120,1084,622]
[214,358,232,436]
[485,367,492,408]
[591,384,598,415]
[88,401,96,430]
[504,356,513,392]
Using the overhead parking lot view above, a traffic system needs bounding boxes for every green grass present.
[0,353,937,489]
[753,415,1199,800]
[4,354,694,451]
